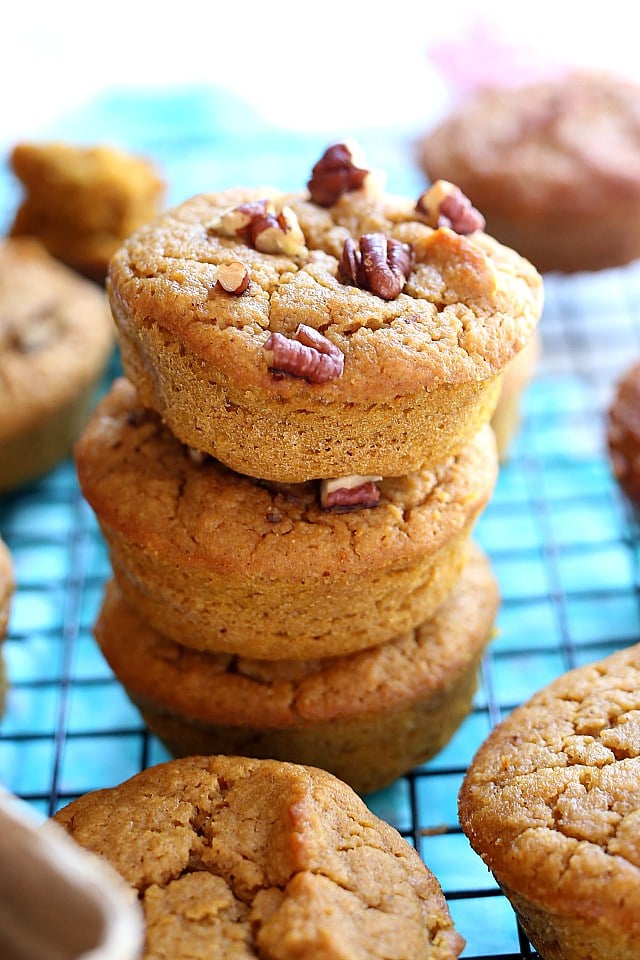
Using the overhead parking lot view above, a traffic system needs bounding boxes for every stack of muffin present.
[75,142,543,794]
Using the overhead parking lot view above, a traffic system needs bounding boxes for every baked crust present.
[54,755,465,958]
[0,237,114,491]
[75,378,498,658]
[108,179,541,481]
[459,644,640,960]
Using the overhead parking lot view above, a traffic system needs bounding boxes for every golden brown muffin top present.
[54,755,464,959]
[108,143,542,403]
[96,542,498,727]
[421,70,640,214]
[75,378,497,580]
[459,643,640,935]
[0,237,114,440]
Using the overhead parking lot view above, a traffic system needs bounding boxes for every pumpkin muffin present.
[418,70,640,274]
[0,237,114,493]
[75,378,498,660]
[94,543,498,795]
[459,643,640,960]
[107,142,542,482]
[9,141,165,282]
[54,755,465,959]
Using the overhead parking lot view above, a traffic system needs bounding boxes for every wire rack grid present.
[2,87,640,959]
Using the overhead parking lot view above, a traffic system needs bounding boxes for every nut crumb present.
[208,199,307,256]
[216,261,250,295]
[416,180,485,234]
[187,446,209,465]
[265,506,283,523]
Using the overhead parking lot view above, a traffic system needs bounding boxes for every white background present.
[4,0,640,150]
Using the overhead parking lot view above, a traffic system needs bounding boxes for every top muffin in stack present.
[107,142,542,485]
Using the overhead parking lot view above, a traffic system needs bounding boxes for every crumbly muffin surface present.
[109,185,542,401]
[54,755,465,959]
[459,644,640,947]
[10,141,165,281]
[0,237,114,440]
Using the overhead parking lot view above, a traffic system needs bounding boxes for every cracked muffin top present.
[459,643,640,934]
[54,755,465,959]
[108,142,542,403]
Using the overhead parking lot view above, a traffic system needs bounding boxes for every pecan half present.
[208,199,307,256]
[216,261,250,295]
[263,323,344,383]
[307,141,371,206]
[338,233,412,300]
[416,180,485,234]
[320,475,382,511]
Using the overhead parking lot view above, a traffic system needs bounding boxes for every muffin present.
[75,377,498,660]
[54,755,465,958]
[9,141,165,282]
[94,542,498,795]
[459,643,640,960]
[419,70,640,274]
[107,141,542,482]
[490,330,540,459]
[0,237,114,493]
[607,358,640,503]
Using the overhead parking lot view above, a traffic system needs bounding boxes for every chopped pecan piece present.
[416,180,485,234]
[263,323,344,383]
[320,474,382,511]
[187,446,209,465]
[216,261,250,295]
[307,141,371,206]
[208,199,307,256]
[338,233,412,300]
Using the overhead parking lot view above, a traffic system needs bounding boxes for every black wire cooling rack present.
[2,87,640,958]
